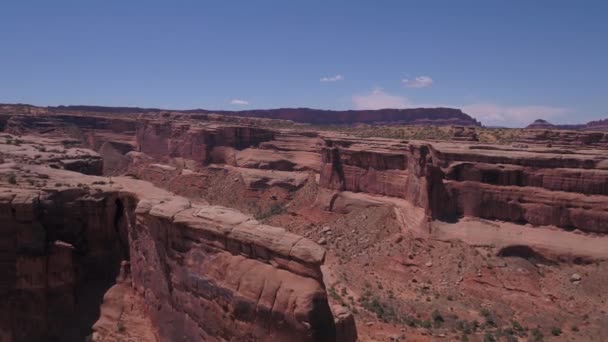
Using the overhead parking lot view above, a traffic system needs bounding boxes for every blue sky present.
[1,1,606,127]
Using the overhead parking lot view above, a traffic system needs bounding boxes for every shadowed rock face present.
[318,136,608,232]
[3,106,608,340]
[0,135,338,341]
[191,107,482,126]
[135,119,275,164]
[5,109,607,234]
[0,181,336,342]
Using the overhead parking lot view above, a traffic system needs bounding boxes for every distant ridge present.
[526,117,608,131]
[0,103,482,126]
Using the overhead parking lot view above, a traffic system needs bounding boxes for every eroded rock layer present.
[0,137,338,341]
[318,136,608,233]
[2,107,608,341]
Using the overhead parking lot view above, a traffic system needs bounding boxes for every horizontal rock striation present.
[0,132,340,342]
[0,178,336,341]
[0,187,127,341]
[516,129,608,147]
[136,119,275,165]
[318,136,608,233]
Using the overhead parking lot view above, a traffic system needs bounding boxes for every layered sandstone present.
[0,137,343,341]
[516,129,608,147]
[135,119,275,165]
[317,135,608,233]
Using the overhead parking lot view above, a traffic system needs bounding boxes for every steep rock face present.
[319,137,409,198]
[319,137,453,217]
[132,202,334,341]
[0,175,338,341]
[445,181,608,233]
[318,136,608,232]
[1,135,342,342]
[0,188,127,342]
[135,119,275,165]
[446,162,608,195]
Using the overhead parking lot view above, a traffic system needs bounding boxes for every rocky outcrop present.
[318,135,608,233]
[131,198,334,342]
[451,126,479,141]
[0,133,103,175]
[135,119,275,165]
[0,187,127,342]
[525,117,608,131]
[586,118,608,130]
[319,136,453,217]
[0,134,342,341]
[516,129,608,147]
[446,162,608,195]
[0,176,337,342]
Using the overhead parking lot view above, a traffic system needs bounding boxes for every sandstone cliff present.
[0,136,343,341]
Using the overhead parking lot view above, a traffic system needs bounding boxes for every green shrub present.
[483,333,496,342]
[254,204,284,220]
[432,309,444,323]
[530,328,544,341]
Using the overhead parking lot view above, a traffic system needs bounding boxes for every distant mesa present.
[526,117,608,131]
[526,119,556,129]
[586,118,608,130]
[1,103,482,127]
[192,107,483,126]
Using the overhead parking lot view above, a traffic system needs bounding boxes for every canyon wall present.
[0,132,340,342]
[0,180,336,342]
[135,119,275,165]
[3,111,607,235]
[318,136,608,233]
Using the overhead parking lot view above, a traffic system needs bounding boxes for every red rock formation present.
[135,119,275,165]
[0,136,343,341]
[0,179,338,342]
[525,117,608,131]
[451,126,480,141]
[516,129,608,147]
[0,103,482,126]
[586,118,608,130]
[317,135,608,232]
[195,107,482,126]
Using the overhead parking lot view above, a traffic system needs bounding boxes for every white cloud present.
[320,74,344,82]
[402,76,433,88]
[350,89,568,127]
[230,99,249,106]
[352,89,411,110]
